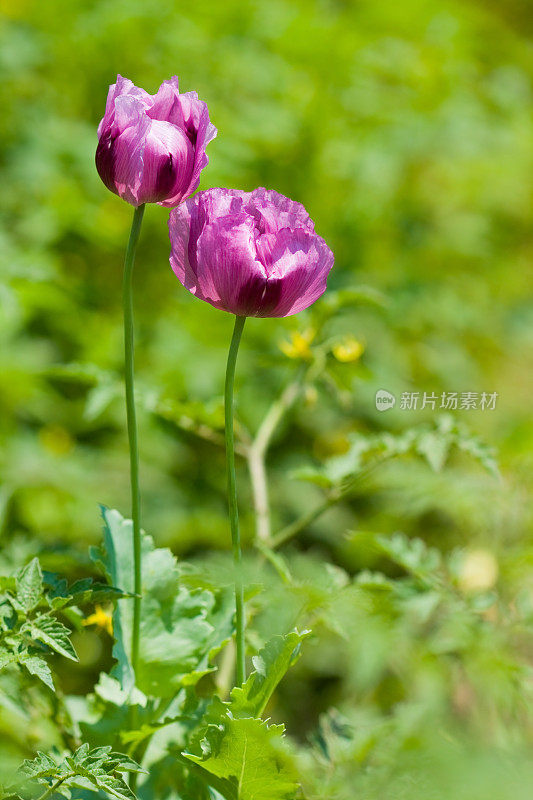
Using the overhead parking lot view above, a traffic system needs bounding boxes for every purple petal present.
[139,119,194,205]
[96,96,150,205]
[160,93,217,207]
[247,188,315,233]
[195,218,268,314]
[97,75,150,137]
[146,77,183,125]
[262,228,334,317]
[169,202,196,288]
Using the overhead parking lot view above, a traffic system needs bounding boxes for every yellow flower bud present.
[279,328,315,360]
[332,336,364,363]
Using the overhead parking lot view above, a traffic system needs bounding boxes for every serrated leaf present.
[0,647,18,670]
[230,631,310,718]
[184,715,298,800]
[415,430,451,472]
[11,745,144,799]
[456,434,500,478]
[17,750,58,778]
[308,417,500,490]
[30,616,78,661]
[83,772,137,800]
[44,572,127,610]
[19,654,55,690]
[376,533,442,579]
[16,559,43,612]
[93,507,233,697]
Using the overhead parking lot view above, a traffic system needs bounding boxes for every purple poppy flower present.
[95,75,217,207]
[168,188,334,317]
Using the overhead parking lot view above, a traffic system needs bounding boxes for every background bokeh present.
[0,0,532,796]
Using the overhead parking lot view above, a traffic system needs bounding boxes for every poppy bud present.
[96,75,216,207]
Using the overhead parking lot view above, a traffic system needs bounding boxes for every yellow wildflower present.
[83,605,113,636]
[332,336,364,363]
[279,328,315,360]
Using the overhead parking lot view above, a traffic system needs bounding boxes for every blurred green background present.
[1,0,533,795]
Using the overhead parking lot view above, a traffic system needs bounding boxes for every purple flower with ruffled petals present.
[95,75,217,207]
[168,188,334,317]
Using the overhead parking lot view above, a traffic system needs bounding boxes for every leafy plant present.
[0,558,124,692]
[7,744,144,800]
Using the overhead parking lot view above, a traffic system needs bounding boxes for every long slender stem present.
[248,378,302,544]
[225,315,247,686]
[122,203,145,680]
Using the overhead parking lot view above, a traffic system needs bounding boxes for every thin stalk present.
[248,378,302,544]
[271,495,337,549]
[271,462,382,549]
[122,203,145,681]
[225,315,247,686]
[37,777,71,800]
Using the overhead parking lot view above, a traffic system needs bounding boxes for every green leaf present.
[16,750,59,779]
[415,430,451,472]
[44,573,127,610]
[230,631,310,718]
[376,533,442,580]
[184,715,298,800]
[0,647,19,670]
[455,431,500,479]
[19,654,55,691]
[306,416,500,490]
[30,616,78,661]
[15,558,43,612]
[93,507,233,697]
[11,745,144,799]
[290,467,334,488]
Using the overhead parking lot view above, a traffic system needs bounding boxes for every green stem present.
[122,203,145,681]
[248,374,303,544]
[225,315,247,686]
[271,462,382,549]
[37,776,71,800]
[271,495,336,549]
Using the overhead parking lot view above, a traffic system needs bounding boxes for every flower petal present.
[160,93,217,207]
[195,218,268,314]
[246,188,315,233]
[96,96,149,205]
[97,75,150,137]
[169,201,195,289]
[146,76,183,125]
[262,228,334,317]
[139,119,194,205]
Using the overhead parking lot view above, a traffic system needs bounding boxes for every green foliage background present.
[0,0,532,795]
